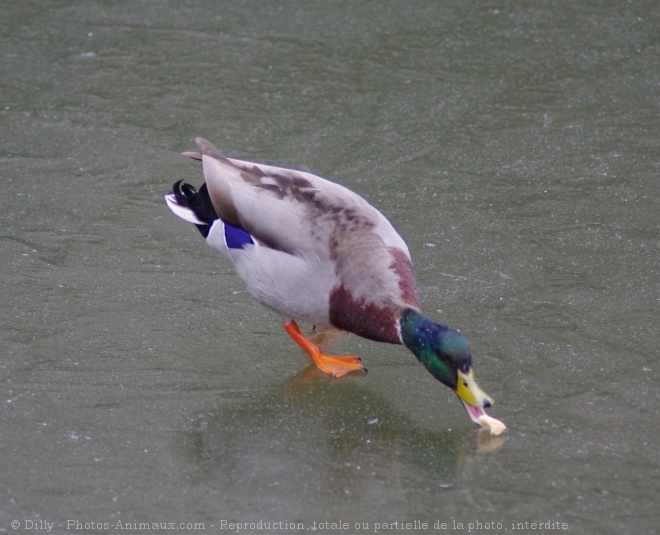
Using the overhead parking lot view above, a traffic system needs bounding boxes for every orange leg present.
[283,320,366,378]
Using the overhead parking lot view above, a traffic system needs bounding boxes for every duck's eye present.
[463,381,468,387]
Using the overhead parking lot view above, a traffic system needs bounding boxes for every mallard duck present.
[165,138,504,432]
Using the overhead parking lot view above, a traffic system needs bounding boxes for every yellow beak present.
[455,368,493,408]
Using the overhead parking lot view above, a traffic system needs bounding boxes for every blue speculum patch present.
[224,221,254,249]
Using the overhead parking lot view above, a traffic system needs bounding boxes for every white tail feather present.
[165,194,206,225]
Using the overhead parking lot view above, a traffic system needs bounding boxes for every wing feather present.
[193,138,408,259]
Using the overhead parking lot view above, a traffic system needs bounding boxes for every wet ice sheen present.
[1,1,657,534]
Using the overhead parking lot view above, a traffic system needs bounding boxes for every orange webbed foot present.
[283,320,366,378]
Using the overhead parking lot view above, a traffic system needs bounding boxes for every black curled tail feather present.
[171,180,218,238]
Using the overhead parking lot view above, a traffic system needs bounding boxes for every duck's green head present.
[400,309,493,411]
